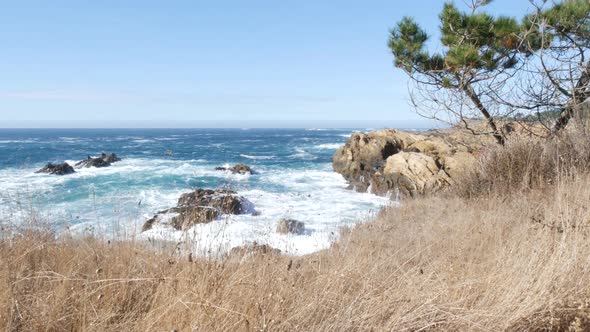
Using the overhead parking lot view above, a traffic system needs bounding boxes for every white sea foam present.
[141,165,391,256]
[315,143,343,150]
[0,139,38,144]
[59,137,88,143]
[240,154,275,160]
[155,137,181,141]
[0,156,392,256]
[288,148,317,160]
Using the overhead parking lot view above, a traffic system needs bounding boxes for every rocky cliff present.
[333,127,494,198]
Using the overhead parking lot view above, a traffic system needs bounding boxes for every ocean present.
[0,128,391,255]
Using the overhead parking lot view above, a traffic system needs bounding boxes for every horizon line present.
[0,126,436,130]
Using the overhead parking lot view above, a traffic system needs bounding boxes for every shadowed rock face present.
[75,153,121,168]
[215,163,254,175]
[333,128,482,199]
[35,162,76,175]
[142,189,250,231]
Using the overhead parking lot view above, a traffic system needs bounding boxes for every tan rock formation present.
[333,125,494,199]
[332,129,422,192]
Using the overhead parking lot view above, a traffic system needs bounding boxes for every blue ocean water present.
[0,128,390,255]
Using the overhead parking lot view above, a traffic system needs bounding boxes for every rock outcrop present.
[276,218,305,235]
[371,152,451,198]
[229,242,282,257]
[215,163,254,175]
[332,129,422,192]
[75,153,121,168]
[333,128,486,198]
[35,162,76,175]
[142,189,252,231]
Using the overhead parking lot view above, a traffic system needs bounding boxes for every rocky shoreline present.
[31,128,494,241]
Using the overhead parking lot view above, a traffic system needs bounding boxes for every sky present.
[0,0,534,128]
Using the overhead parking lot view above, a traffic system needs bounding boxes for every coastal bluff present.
[333,126,502,198]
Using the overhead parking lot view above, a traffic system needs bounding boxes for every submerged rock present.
[215,163,254,175]
[75,153,121,168]
[35,162,75,175]
[276,218,305,235]
[142,189,251,231]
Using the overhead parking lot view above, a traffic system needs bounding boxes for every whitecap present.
[315,143,343,150]
[155,137,181,141]
[59,137,87,143]
[240,154,275,160]
[288,148,316,160]
[0,139,38,144]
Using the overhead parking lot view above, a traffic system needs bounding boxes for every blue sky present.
[0,0,533,128]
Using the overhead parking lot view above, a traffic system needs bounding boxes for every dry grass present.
[453,124,590,198]
[2,176,590,331]
[4,134,590,331]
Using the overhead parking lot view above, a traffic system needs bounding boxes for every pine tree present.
[524,0,590,133]
[388,0,590,142]
[389,2,526,144]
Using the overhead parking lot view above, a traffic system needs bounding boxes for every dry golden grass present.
[453,124,590,199]
[4,134,590,331]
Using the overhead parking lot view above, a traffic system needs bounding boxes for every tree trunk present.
[462,82,506,145]
[552,61,590,134]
